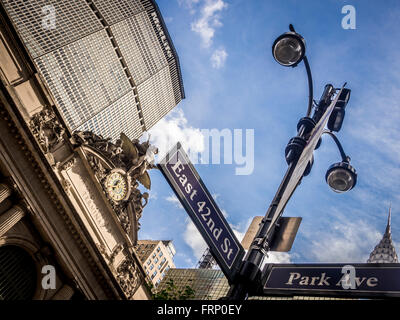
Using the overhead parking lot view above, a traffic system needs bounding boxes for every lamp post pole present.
[227,25,356,300]
[227,85,335,300]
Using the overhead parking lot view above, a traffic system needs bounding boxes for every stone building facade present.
[0,7,152,300]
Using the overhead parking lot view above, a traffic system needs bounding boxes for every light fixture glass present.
[272,32,305,67]
[325,162,357,193]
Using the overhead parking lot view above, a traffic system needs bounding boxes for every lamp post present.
[227,25,357,300]
[272,24,313,117]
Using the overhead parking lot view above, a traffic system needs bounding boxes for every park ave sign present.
[262,263,400,298]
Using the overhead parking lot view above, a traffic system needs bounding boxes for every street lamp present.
[226,24,357,300]
[272,31,305,67]
[326,161,357,193]
[272,24,313,117]
[322,130,357,193]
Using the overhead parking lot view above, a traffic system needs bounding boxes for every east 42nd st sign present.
[158,143,245,283]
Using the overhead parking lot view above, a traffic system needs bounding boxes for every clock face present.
[105,172,128,201]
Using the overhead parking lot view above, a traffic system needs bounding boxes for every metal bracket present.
[250,237,270,256]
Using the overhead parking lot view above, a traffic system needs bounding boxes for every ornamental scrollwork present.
[70,130,156,236]
[30,106,65,153]
[116,257,142,299]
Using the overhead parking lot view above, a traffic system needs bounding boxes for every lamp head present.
[325,161,357,193]
[272,31,306,67]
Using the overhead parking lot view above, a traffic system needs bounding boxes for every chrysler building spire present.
[367,206,398,263]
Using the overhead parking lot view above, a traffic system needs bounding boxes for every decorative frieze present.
[116,257,142,299]
[61,158,76,171]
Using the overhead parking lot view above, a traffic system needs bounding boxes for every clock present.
[105,171,129,201]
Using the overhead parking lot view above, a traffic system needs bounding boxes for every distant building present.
[160,209,399,301]
[367,207,398,263]
[196,247,217,269]
[136,240,176,287]
[156,268,230,300]
[0,0,185,141]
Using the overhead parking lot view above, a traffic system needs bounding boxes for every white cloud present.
[148,108,204,161]
[350,82,400,164]
[262,252,292,265]
[306,216,382,263]
[149,191,158,200]
[184,220,208,260]
[178,0,201,14]
[176,252,196,267]
[211,48,227,69]
[165,194,183,209]
[191,0,228,48]
[164,16,173,24]
[211,193,220,201]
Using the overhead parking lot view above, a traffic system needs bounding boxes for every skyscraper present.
[0,0,184,141]
[367,207,398,263]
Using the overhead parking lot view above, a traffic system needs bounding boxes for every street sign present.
[265,87,345,236]
[262,263,400,298]
[241,216,301,252]
[158,143,245,283]
[268,217,302,252]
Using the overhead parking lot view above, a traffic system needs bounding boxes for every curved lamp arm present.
[303,56,313,117]
[289,24,313,117]
[322,130,350,162]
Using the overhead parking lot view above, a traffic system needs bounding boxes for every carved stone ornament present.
[96,243,108,258]
[30,106,66,153]
[61,158,76,171]
[109,243,124,264]
[61,179,72,195]
[70,131,156,236]
[116,257,141,299]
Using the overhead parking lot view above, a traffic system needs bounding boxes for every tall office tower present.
[197,247,217,269]
[0,0,184,141]
[367,207,399,263]
[136,240,176,287]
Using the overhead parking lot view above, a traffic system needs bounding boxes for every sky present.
[138,0,400,269]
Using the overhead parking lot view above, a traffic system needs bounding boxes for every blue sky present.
[139,0,400,268]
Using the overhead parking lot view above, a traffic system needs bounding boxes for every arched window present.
[0,245,37,300]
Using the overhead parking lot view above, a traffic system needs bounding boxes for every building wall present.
[136,240,176,288]
[0,0,184,141]
[0,11,151,299]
